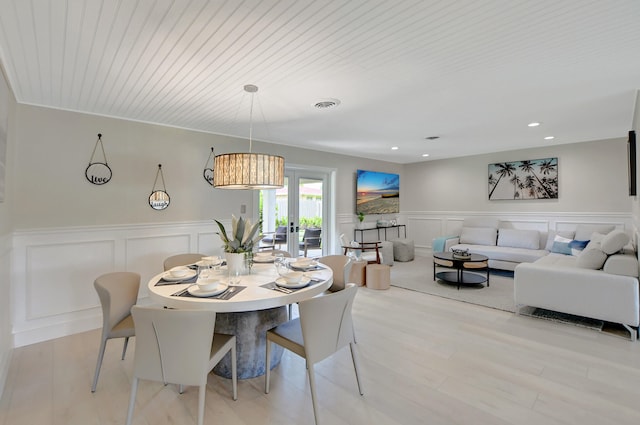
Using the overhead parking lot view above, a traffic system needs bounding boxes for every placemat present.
[155,275,198,286]
[171,285,246,300]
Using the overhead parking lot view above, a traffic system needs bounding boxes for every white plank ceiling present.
[1,0,639,163]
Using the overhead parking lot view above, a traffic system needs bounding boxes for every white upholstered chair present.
[163,253,206,271]
[126,306,237,425]
[265,283,363,424]
[317,255,353,292]
[91,271,140,392]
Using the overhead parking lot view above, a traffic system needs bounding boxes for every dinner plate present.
[275,276,311,289]
[253,255,275,263]
[161,269,197,281]
[290,261,318,270]
[187,283,228,297]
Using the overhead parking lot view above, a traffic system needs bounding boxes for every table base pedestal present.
[213,306,288,379]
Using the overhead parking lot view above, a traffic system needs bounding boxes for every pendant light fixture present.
[213,85,284,189]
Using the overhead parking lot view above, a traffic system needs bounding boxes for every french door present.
[260,167,331,258]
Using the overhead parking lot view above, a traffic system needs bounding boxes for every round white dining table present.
[147,261,333,379]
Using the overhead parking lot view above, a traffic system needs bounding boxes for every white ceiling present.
[1,0,639,164]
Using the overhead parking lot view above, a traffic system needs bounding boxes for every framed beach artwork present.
[356,169,400,214]
[488,158,558,200]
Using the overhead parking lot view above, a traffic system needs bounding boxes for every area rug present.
[390,255,516,312]
[390,255,632,339]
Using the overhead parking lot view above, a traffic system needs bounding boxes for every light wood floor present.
[2,284,640,425]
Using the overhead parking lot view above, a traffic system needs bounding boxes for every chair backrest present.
[94,272,140,333]
[274,226,287,242]
[302,228,322,248]
[299,283,357,364]
[339,233,351,247]
[163,253,205,271]
[318,255,352,292]
[131,306,216,386]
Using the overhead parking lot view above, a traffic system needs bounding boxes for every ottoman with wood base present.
[366,264,390,290]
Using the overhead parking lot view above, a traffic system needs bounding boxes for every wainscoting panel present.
[11,221,219,347]
[406,217,442,250]
[26,240,115,319]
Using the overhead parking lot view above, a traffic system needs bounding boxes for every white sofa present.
[514,229,639,340]
[441,219,548,271]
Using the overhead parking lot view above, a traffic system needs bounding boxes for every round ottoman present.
[391,238,415,262]
[366,264,390,290]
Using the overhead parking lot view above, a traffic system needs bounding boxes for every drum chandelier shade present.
[213,84,285,190]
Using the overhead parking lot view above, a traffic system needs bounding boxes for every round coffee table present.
[433,252,489,289]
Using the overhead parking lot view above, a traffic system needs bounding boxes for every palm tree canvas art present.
[488,158,558,200]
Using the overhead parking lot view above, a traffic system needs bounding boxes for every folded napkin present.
[155,275,198,286]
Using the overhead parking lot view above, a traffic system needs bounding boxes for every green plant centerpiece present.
[357,212,365,223]
[214,215,262,274]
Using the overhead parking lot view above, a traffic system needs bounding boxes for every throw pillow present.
[459,227,497,246]
[600,230,630,255]
[550,235,573,255]
[576,241,607,269]
[497,228,540,250]
[544,230,575,251]
[568,239,589,256]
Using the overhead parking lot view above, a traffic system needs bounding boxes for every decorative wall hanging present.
[85,133,112,185]
[488,157,558,200]
[203,147,214,186]
[149,164,170,210]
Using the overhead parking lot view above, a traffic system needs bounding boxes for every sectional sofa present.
[434,219,640,340]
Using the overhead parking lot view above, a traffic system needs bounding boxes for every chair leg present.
[231,342,238,400]
[349,342,364,395]
[121,336,130,360]
[91,336,108,392]
[197,384,206,425]
[265,337,272,393]
[125,377,138,425]
[179,384,184,394]
[307,363,320,425]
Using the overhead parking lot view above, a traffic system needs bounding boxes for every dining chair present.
[317,255,353,292]
[91,271,140,392]
[270,249,292,258]
[163,253,206,271]
[265,283,363,425]
[299,228,322,257]
[126,306,237,425]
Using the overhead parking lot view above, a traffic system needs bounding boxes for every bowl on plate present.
[196,274,222,291]
[168,266,190,278]
[279,270,303,284]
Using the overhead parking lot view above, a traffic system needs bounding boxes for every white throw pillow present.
[459,227,497,246]
[544,230,575,251]
[576,241,607,269]
[497,228,540,250]
[600,230,630,255]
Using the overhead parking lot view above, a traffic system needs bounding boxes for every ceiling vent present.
[425,136,440,140]
[313,98,341,109]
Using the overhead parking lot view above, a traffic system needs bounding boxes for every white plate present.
[187,283,228,297]
[275,276,311,289]
[161,269,197,281]
[253,255,275,263]
[290,261,317,270]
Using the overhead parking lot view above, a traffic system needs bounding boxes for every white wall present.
[402,138,634,252]
[0,66,15,400]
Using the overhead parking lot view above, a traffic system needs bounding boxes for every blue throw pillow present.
[550,235,572,255]
[569,239,589,256]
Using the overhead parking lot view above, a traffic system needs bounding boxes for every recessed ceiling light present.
[313,98,341,109]
[422,153,430,157]
[528,122,541,127]
[544,136,555,140]
[391,146,399,150]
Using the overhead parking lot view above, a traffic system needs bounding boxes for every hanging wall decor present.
[85,133,112,185]
[203,147,214,186]
[488,157,558,200]
[149,164,170,210]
